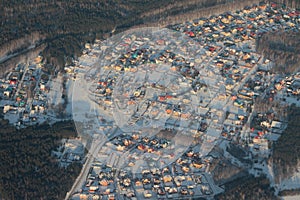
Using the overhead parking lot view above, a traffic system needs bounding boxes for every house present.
[3,90,11,97]
[9,79,17,85]
[143,190,152,198]
[271,121,283,129]
[40,84,46,91]
[3,105,10,113]
[64,66,74,73]
[163,175,172,183]
[116,145,125,151]
[260,121,270,128]
[34,55,43,64]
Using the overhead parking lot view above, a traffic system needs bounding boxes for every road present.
[14,63,28,99]
[0,44,36,64]
[65,134,107,200]
[65,110,119,200]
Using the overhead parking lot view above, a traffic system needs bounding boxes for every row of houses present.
[0,56,52,127]
[71,2,300,200]
[172,1,299,45]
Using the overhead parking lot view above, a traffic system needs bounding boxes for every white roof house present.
[271,121,282,129]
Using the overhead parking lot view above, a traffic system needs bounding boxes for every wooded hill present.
[2,0,299,73]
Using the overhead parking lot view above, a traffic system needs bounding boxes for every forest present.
[256,30,300,74]
[215,174,278,200]
[2,0,299,73]
[0,0,232,61]
[272,104,300,183]
[0,119,82,200]
[0,0,300,199]
[273,0,300,8]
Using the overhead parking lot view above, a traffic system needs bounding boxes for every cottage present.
[271,121,282,129]
[3,105,10,113]
[9,79,17,85]
[3,90,11,97]
[143,190,152,198]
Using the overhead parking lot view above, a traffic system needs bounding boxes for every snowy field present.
[47,74,64,107]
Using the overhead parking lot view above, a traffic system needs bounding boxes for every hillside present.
[0,0,275,73]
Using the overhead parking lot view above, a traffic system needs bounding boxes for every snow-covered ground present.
[47,74,64,107]
[4,112,19,124]
[283,195,300,200]
[0,99,14,107]
[284,96,300,107]
[249,159,276,186]
[276,87,300,107]
[278,167,300,191]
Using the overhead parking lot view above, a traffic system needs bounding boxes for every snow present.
[4,112,19,124]
[265,132,281,141]
[276,87,300,107]
[285,96,300,107]
[278,168,300,191]
[0,99,14,107]
[66,78,74,116]
[283,195,300,200]
[217,140,244,168]
[206,127,222,138]
[47,74,64,107]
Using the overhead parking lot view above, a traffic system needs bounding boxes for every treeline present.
[0,43,46,78]
[271,0,300,9]
[0,0,264,73]
[155,0,263,27]
[215,174,278,200]
[256,30,300,74]
[272,104,300,183]
[0,32,44,59]
[0,120,82,200]
[1,0,121,72]
[279,188,300,197]
[1,0,299,74]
